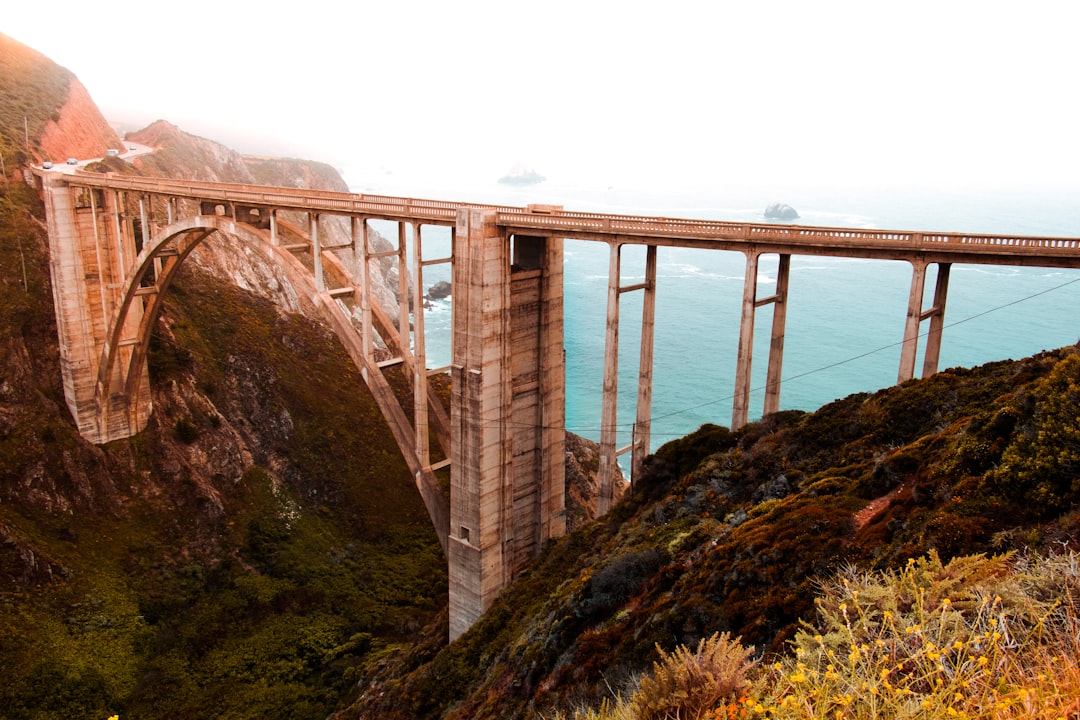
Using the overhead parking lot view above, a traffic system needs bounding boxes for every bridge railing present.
[52,171,1080,261]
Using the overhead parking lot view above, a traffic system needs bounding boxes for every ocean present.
[348,172,1080,454]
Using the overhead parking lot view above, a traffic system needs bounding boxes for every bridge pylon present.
[448,208,567,640]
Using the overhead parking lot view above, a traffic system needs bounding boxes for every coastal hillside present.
[1,34,618,719]
[336,347,1080,719]
[1,36,449,720]
[4,30,1080,720]
[0,32,122,165]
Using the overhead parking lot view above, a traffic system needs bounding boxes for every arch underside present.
[97,214,450,551]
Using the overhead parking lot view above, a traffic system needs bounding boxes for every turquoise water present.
[352,176,1080,452]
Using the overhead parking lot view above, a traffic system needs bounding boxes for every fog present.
[7,0,1080,197]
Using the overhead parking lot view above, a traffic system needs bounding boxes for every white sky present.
[5,0,1080,194]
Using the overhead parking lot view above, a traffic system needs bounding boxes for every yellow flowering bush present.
[555,551,1080,720]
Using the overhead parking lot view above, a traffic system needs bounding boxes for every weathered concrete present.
[43,174,151,443]
[449,211,566,639]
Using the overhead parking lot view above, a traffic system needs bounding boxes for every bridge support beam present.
[733,252,791,428]
[42,174,151,443]
[598,244,658,501]
[448,209,566,640]
[899,260,952,383]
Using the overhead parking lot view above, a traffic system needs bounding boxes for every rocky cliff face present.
[38,78,124,161]
[126,120,406,319]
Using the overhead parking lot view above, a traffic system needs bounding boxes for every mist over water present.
[349,171,1080,453]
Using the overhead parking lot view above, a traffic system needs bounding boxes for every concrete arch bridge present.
[35,170,1080,639]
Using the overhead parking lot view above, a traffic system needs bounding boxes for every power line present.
[148,273,1080,441]
[603,274,1080,436]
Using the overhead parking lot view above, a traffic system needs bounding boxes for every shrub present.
[750,550,1080,718]
[630,633,753,720]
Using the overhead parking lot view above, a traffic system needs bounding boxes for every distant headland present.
[498,164,546,186]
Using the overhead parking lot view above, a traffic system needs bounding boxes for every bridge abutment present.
[43,174,151,443]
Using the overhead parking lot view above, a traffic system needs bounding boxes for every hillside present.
[5,32,1080,720]
[335,348,1080,719]
[1,41,450,720]
[0,32,121,165]
[1,36,621,720]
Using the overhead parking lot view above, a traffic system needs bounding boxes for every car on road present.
[66,158,78,165]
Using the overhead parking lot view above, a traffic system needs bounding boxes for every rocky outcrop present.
[38,78,124,162]
[425,280,452,301]
[565,433,627,530]
[764,201,799,220]
[126,120,406,322]
[245,155,349,192]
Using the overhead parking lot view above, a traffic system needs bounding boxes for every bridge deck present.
[60,171,1080,267]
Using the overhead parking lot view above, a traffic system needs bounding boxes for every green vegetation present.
[0,33,72,166]
[342,348,1080,720]
[1,184,446,718]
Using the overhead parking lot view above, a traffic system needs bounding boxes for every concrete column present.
[138,196,150,250]
[42,175,150,443]
[311,213,324,292]
[763,254,791,417]
[633,245,657,481]
[449,207,510,641]
[921,263,951,378]
[899,259,928,383]
[356,218,373,360]
[397,223,410,353]
[732,251,760,429]
[112,190,125,273]
[539,235,566,543]
[598,242,622,514]
[412,222,429,468]
[89,187,110,330]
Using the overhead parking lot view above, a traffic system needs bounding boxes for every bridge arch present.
[94,213,451,551]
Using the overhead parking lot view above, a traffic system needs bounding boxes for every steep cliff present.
[37,78,123,161]
[125,120,406,318]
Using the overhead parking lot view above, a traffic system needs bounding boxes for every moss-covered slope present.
[337,348,1080,720]
[1,176,448,719]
